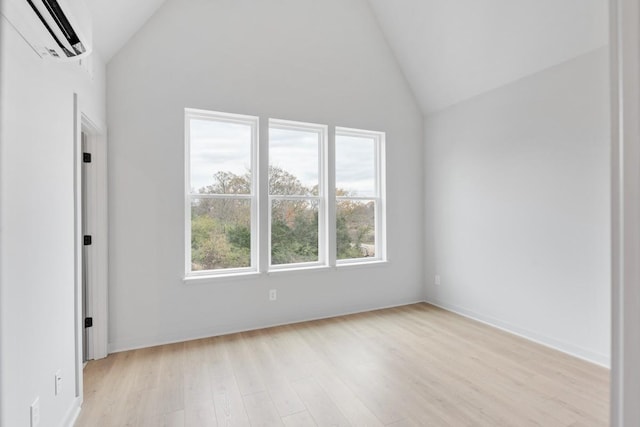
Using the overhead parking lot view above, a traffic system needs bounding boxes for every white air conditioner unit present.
[1,0,92,60]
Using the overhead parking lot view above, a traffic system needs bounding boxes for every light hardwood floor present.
[75,303,609,426]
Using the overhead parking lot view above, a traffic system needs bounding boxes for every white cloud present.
[269,127,319,190]
[189,120,377,196]
[336,135,375,196]
[190,119,252,192]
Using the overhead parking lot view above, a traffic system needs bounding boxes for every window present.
[335,128,386,263]
[184,109,385,279]
[185,109,258,276]
[269,119,328,268]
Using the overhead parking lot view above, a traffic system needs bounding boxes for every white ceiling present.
[367,0,609,114]
[85,0,166,61]
[86,0,609,114]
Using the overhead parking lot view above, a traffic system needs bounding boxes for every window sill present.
[183,271,260,284]
[183,259,389,284]
[267,264,332,276]
[336,259,389,269]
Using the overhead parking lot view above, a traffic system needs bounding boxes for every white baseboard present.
[107,297,609,369]
[108,299,424,354]
[427,298,610,368]
[61,396,82,427]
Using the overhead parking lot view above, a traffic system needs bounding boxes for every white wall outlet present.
[30,397,40,427]
[269,289,277,301]
[55,370,62,396]
[434,275,441,286]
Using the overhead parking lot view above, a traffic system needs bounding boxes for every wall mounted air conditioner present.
[1,0,92,60]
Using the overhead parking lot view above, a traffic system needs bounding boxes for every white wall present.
[106,0,424,352]
[424,48,611,365]
[0,16,106,427]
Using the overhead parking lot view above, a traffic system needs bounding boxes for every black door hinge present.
[84,235,92,245]
[83,152,92,163]
[84,317,93,328]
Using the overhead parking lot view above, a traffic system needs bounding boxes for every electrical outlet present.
[55,370,62,396]
[269,289,277,301]
[30,397,40,427]
[434,275,441,286]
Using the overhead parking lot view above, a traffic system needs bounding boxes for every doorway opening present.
[79,114,108,363]
[73,96,109,403]
[81,129,91,362]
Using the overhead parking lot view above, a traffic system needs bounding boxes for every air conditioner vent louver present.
[1,0,92,60]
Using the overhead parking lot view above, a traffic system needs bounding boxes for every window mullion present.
[269,195,322,201]
[190,193,253,199]
[336,196,378,201]
[377,132,387,261]
[327,127,336,266]
[259,117,270,273]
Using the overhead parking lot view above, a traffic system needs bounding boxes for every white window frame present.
[268,119,329,270]
[184,108,259,277]
[335,127,387,265]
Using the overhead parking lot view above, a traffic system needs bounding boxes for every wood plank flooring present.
[75,303,609,426]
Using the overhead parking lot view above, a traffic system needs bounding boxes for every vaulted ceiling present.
[86,0,166,61]
[86,0,609,115]
[368,0,608,113]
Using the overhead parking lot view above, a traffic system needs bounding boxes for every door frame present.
[73,94,109,400]
[81,113,109,360]
[610,0,640,425]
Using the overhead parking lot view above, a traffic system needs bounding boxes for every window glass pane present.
[271,199,319,265]
[336,135,375,197]
[269,127,319,195]
[190,119,252,194]
[336,199,375,260]
[191,198,251,271]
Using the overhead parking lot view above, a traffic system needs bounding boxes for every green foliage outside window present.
[191,166,375,271]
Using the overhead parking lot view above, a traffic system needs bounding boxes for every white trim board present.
[610,0,640,424]
[81,115,109,361]
[108,297,608,369]
[427,299,610,368]
[61,396,82,427]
